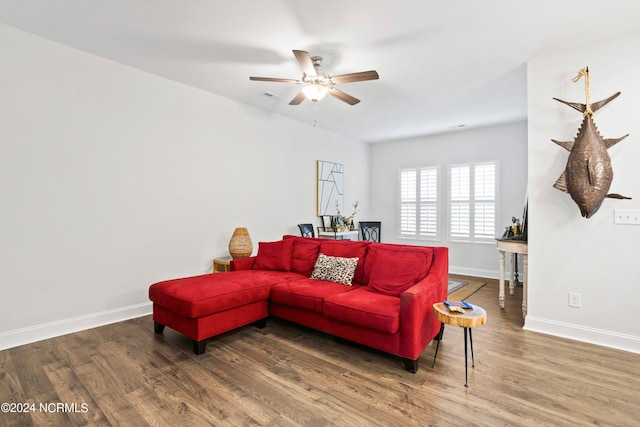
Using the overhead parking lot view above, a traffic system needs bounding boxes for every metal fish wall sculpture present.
[552,67,630,218]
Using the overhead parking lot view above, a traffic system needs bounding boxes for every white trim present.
[0,302,152,351]
[524,316,640,354]
[449,266,500,279]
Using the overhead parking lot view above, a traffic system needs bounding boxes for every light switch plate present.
[613,209,640,225]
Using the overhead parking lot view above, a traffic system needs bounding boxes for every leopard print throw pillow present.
[310,253,359,286]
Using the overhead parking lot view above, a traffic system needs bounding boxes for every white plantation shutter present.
[419,168,438,238]
[399,167,438,239]
[400,169,417,236]
[401,162,496,242]
[474,202,495,237]
[474,163,496,238]
[450,165,470,238]
[449,162,497,241]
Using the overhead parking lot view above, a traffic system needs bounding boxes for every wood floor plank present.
[72,357,151,426]
[0,350,32,427]
[124,372,224,426]
[10,346,76,427]
[225,338,423,425]
[41,360,110,426]
[177,348,336,426]
[174,357,280,425]
[0,349,26,401]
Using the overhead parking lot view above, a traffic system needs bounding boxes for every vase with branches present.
[336,201,359,231]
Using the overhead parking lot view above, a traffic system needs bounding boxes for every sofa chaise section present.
[149,269,304,354]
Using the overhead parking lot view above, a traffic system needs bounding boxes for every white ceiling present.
[2,1,640,143]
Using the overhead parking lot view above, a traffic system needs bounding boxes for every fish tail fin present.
[553,172,569,193]
[552,98,586,113]
[552,139,574,151]
[590,92,621,113]
[606,193,632,200]
[604,134,629,149]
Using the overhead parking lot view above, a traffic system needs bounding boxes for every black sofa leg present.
[253,318,267,329]
[403,358,419,373]
[193,340,206,355]
[154,322,165,334]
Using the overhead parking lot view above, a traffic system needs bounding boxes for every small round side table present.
[213,256,232,273]
[432,302,487,387]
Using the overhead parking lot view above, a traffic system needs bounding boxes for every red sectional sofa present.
[149,235,448,372]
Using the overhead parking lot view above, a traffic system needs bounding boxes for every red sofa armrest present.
[398,247,448,359]
[230,256,256,271]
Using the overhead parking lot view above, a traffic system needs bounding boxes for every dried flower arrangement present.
[336,201,359,230]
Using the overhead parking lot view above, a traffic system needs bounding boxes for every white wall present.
[526,32,640,353]
[0,25,369,349]
[369,121,528,277]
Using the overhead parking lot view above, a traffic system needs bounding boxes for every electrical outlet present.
[568,292,581,308]
[614,209,640,225]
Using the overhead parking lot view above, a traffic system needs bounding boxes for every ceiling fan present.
[250,49,379,105]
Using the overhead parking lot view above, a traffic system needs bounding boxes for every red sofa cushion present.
[270,278,358,313]
[290,238,321,276]
[149,270,301,318]
[230,256,255,271]
[319,240,369,284]
[323,287,400,334]
[253,239,293,271]
[365,244,433,296]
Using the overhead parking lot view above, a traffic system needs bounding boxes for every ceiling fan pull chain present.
[313,100,318,127]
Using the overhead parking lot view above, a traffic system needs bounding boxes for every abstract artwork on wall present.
[316,160,344,216]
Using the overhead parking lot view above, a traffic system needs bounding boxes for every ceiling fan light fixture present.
[301,84,329,101]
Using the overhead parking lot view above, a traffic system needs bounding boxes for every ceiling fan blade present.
[250,76,299,83]
[328,87,360,105]
[293,50,316,77]
[289,91,307,105]
[331,70,379,85]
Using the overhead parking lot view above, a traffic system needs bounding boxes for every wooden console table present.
[496,239,528,317]
[317,230,359,240]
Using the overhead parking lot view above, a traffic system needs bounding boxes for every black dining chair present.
[359,221,381,242]
[297,223,315,238]
[317,215,335,236]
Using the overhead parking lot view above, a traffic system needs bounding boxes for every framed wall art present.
[316,160,344,216]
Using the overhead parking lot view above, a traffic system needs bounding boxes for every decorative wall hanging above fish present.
[552,67,630,218]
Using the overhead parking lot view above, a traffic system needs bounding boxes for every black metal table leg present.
[464,327,469,387]
[431,323,444,368]
[469,327,475,368]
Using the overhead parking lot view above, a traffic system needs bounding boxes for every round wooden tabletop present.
[432,303,487,328]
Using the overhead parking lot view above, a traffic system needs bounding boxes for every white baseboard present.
[525,316,640,355]
[449,266,500,280]
[0,302,153,351]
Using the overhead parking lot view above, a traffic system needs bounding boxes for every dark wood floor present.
[2,279,640,426]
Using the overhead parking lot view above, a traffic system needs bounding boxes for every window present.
[448,162,497,241]
[399,167,438,239]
